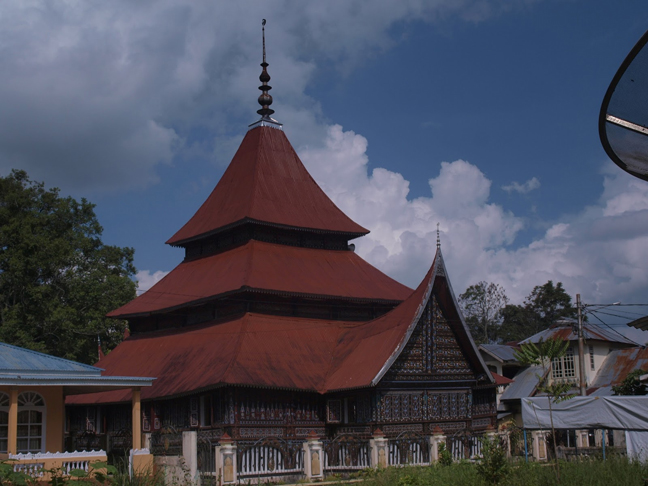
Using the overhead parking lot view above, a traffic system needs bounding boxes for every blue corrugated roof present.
[500,365,545,401]
[480,344,519,363]
[0,342,101,375]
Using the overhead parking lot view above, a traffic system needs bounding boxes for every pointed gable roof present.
[167,126,368,246]
[324,248,493,391]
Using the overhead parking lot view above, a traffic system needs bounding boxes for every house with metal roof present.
[67,29,497,483]
[0,341,153,476]
[491,321,643,436]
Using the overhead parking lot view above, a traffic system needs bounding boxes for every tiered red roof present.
[70,250,491,405]
[109,240,410,318]
[167,127,368,246]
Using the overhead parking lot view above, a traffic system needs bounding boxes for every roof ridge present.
[222,314,250,382]
[246,127,264,218]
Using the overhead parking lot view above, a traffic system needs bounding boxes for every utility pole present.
[577,294,586,396]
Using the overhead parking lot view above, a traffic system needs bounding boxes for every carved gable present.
[385,294,474,382]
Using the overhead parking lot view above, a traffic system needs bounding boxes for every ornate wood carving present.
[385,295,474,382]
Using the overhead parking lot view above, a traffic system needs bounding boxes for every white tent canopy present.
[522,396,648,461]
[522,396,648,430]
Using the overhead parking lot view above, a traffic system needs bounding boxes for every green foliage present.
[475,437,509,485]
[612,368,648,396]
[459,281,509,344]
[0,462,32,486]
[515,338,570,368]
[438,442,453,467]
[515,338,576,403]
[364,456,648,486]
[498,281,577,343]
[0,170,136,364]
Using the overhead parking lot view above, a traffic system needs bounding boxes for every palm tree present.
[515,338,575,483]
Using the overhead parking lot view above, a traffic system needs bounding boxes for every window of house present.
[589,345,595,370]
[200,396,212,427]
[0,393,8,453]
[17,392,45,454]
[552,348,575,379]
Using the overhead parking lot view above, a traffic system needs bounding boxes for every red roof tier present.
[71,250,491,405]
[110,240,411,318]
[167,126,368,246]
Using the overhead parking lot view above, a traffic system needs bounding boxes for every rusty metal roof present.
[167,126,368,246]
[71,250,489,404]
[589,346,648,395]
[109,240,411,318]
[520,321,636,346]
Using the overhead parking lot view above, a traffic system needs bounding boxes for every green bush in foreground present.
[365,457,648,486]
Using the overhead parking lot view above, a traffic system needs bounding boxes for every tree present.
[612,369,648,396]
[499,281,577,343]
[0,170,136,364]
[459,281,509,344]
[515,338,575,483]
[497,304,532,343]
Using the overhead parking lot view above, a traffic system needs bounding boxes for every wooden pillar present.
[7,387,18,455]
[132,388,141,450]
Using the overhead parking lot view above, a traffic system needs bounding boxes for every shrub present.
[475,436,509,485]
[438,442,453,467]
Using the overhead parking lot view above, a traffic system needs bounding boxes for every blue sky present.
[1,1,648,339]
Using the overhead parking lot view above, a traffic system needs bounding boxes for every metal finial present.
[257,19,274,118]
[262,19,266,63]
[436,223,440,249]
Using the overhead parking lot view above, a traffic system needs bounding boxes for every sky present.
[2,0,648,340]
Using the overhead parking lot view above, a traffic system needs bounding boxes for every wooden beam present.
[7,387,18,455]
[132,388,141,450]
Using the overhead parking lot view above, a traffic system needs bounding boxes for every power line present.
[587,311,643,346]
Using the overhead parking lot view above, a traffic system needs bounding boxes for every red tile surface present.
[109,240,411,317]
[167,126,368,246]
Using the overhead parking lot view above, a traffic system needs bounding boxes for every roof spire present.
[249,20,282,130]
[257,19,274,118]
[436,223,440,250]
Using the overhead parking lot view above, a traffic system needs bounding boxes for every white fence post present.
[532,431,548,461]
[429,426,446,463]
[303,431,324,480]
[369,429,388,468]
[215,433,237,485]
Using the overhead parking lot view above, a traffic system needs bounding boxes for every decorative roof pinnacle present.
[436,222,440,250]
[249,19,283,131]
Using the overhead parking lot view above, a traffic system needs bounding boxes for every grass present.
[360,457,648,486]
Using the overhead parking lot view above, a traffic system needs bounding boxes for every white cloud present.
[300,125,648,311]
[135,270,169,293]
[0,0,524,194]
[502,177,540,194]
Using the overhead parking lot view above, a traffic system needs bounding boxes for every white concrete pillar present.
[182,431,198,481]
[369,429,388,468]
[429,426,446,463]
[302,431,324,480]
[215,434,237,485]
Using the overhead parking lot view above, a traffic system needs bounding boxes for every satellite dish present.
[600,29,648,181]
